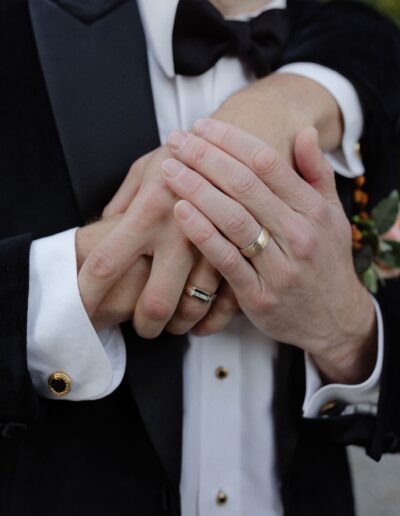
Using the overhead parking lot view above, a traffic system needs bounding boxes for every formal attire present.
[0,1,399,515]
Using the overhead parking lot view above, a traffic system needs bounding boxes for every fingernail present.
[193,118,212,136]
[161,159,184,179]
[166,131,188,150]
[175,200,194,221]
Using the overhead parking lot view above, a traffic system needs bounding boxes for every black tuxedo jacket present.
[0,0,399,515]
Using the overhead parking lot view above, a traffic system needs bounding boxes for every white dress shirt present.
[27,1,383,514]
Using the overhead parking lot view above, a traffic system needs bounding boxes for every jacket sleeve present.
[0,234,42,438]
[283,0,400,460]
[281,0,400,197]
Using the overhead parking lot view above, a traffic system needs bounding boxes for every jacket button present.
[48,372,72,397]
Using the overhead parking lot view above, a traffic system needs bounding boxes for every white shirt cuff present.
[303,297,383,418]
[27,228,126,401]
[277,62,365,178]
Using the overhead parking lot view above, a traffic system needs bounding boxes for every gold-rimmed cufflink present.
[48,372,72,397]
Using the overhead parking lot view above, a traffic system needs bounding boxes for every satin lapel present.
[28,0,160,220]
[123,326,187,502]
[29,0,182,497]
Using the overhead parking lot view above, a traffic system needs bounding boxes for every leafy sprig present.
[352,185,400,293]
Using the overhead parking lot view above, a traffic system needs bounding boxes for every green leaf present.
[371,190,400,234]
[361,266,379,294]
[361,230,380,253]
[378,239,400,268]
[354,245,373,273]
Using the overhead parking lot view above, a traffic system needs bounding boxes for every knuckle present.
[87,247,116,280]
[134,322,161,340]
[134,185,172,224]
[291,228,317,259]
[186,175,206,199]
[224,206,252,235]
[194,225,215,247]
[218,248,241,275]
[310,199,329,224]
[251,288,277,314]
[250,146,279,176]
[192,141,209,166]
[230,171,258,197]
[178,301,207,322]
[142,294,174,322]
[218,125,236,147]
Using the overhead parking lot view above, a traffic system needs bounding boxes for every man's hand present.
[76,215,151,331]
[88,72,343,338]
[162,119,377,385]
[78,146,233,338]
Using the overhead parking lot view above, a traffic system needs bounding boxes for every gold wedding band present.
[240,227,270,258]
[185,283,217,304]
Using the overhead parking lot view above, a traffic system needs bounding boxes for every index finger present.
[192,118,322,213]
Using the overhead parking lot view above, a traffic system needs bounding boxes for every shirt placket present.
[198,320,242,516]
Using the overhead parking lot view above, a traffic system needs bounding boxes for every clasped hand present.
[77,120,376,384]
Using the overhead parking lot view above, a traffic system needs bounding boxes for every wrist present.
[212,73,343,162]
[312,286,377,385]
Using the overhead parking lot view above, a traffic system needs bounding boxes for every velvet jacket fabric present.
[0,0,399,515]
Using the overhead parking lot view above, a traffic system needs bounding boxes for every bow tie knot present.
[226,20,253,60]
[173,0,294,78]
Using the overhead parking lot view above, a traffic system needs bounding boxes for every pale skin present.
[162,121,377,384]
[77,73,341,330]
[76,72,376,384]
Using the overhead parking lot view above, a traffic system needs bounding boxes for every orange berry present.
[351,225,363,242]
[353,189,364,203]
[354,176,366,187]
[361,192,369,206]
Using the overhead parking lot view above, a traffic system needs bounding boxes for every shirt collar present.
[136,0,287,79]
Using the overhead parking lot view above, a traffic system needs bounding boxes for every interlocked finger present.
[162,159,282,275]
[166,257,221,335]
[191,282,240,336]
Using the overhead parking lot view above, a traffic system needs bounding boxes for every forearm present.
[212,72,343,164]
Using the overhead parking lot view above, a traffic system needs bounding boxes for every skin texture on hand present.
[76,215,151,331]
[212,73,343,167]
[162,119,377,385]
[77,72,344,341]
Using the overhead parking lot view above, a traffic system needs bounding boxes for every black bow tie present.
[173,0,293,77]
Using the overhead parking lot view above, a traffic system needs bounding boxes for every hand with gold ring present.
[162,120,377,385]
[78,144,239,339]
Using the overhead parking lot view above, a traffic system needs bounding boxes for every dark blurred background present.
[365,0,400,23]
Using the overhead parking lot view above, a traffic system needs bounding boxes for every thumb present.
[294,127,338,203]
[102,151,153,217]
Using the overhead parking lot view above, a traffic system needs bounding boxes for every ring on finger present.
[240,226,270,258]
[185,283,217,304]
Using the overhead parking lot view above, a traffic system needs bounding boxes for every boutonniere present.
[352,176,400,293]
